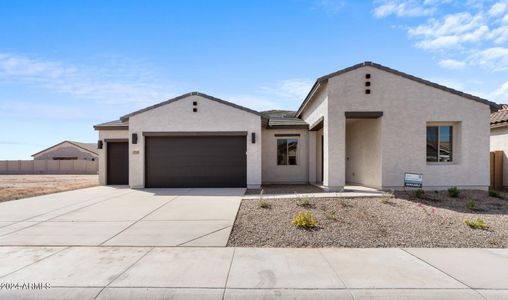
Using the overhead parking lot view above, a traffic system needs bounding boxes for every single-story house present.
[32,141,98,161]
[490,105,508,187]
[94,62,499,190]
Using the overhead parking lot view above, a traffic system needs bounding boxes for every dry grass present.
[0,175,98,202]
[228,189,508,248]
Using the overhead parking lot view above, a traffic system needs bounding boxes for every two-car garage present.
[144,134,247,188]
[96,92,263,188]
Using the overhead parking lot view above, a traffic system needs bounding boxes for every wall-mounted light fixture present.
[251,132,256,144]
[132,133,138,144]
[97,140,103,149]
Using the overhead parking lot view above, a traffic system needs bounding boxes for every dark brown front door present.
[107,142,129,185]
[145,136,247,188]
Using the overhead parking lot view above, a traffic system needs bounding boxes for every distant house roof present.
[261,110,308,128]
[296,61,500,117]
[491,105,508,128]
[32,141,98,157]
[93,119,129,130]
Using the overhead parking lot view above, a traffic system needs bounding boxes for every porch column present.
[308,131,317,183]
[323,115,345,190]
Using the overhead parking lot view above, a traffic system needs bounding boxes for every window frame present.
[426,124,454,164]
[276,138,298,166]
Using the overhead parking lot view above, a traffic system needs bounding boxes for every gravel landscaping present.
[228,189,508,248]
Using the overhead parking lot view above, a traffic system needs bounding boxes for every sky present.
[1,0,508,159]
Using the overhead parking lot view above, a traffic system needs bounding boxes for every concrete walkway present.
[0,247,506,299]
[0,186,244,247]
[243,185,386,200]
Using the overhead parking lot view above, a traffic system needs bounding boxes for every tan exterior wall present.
[33,142,97,161]
[345,118,382,188]
[261,128,309,184]
[490,126,508,187]
[98,130,129,185]
[128,95,262,188]
[302,65,491,190]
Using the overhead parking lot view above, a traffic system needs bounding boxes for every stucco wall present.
[300,85,336,187]
[128,95,262,188]
[34,142,97,161]
[325,65,490,190]
[345,118,382,188]
[97,130,129,185]
[261,128,309,184]
[490,126,508,187]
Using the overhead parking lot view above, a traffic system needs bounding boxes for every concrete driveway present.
[0,186,244,247]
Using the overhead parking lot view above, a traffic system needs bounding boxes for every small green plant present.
[325,210,337,220]
[292,211,318,229]
[464,218,488,230]
[466,197,476,210]
[414,188,425,199]
[488,188,501,198]
[380,197,392,204]
[296,196,312,208]
[448,186,459,198]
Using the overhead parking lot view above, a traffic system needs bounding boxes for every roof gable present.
[296,62,500,117]
[120,92,266,122]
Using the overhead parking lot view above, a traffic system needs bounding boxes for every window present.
[277,139,297,165]
[426,125,453,162]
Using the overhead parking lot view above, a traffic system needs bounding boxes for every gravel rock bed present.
[227,190,508,248]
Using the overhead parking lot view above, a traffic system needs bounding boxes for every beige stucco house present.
[490,105,508,187]
[32,141,98,161]
[94,62,498,190]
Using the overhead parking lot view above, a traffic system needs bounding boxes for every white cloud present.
[408,12,488,50]
[373,0,436,18]
[374,0,508,71]
[468,47,508,71]
[489,1,508,16]
[262,79,314,100]
[0,53,174,105]
[489,80,508,103]
[438,59,467,69]
[314,0,346,14]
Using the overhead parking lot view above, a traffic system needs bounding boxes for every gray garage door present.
[107,142,129,185]
[145,135,247,188]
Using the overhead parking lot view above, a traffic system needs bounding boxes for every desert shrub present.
[380,197,393,205]
[488,188,501,198]
[466,197,476,210]
[414,189,425,199]
[464,218,488,230]
[258,200,271,209]
[257,189,270,208]
[292,211,318,229]
[448,186,459,198]
[325,210,337,220]
[296,196,312,208]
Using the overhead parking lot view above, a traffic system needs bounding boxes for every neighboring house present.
[32,141,98,161]
[490,105,508,187]
[94,62,498,190]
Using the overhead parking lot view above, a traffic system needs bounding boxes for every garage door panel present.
[145,136,247,188]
